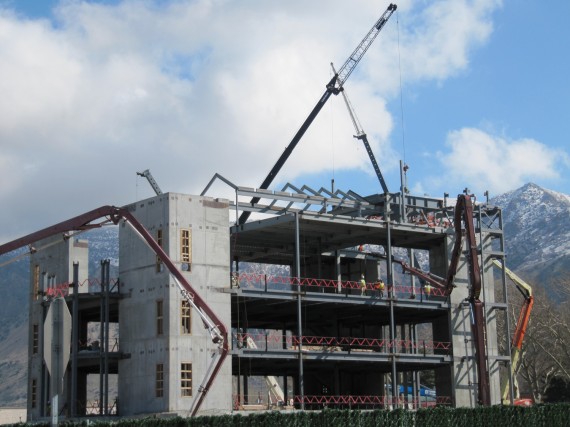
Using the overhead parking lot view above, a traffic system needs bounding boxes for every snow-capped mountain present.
[83,226,119,277]
[0,226,120,407]
[491,183,570,282]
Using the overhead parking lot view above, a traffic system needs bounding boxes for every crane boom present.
[493,259,534,403]
[365,250,446,290]
[451,194,490,405]
[335,4,397,86]
[331,62,390,194]
[238,4,397,224]
[137,169,163,195]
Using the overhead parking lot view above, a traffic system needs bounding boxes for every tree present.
[544,376,570,403]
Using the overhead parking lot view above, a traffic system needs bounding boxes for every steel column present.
[98,262,104,415]
[295,212,304,409]
[386,200,398,406]
[399,160,406,222]
[103,260,110,414]
[71,263,79,417]
[477,206,492,406]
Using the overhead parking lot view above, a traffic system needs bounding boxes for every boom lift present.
[137,169,163,195]
[493,259,534,403]
[239,3,397,224]
[0,206,228,417]
[331,63,390,194]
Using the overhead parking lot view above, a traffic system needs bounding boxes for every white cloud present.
[0,0,504,241]
[361,0,502,94]
[434,128,567,195]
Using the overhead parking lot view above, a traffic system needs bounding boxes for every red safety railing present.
[233,333,451,355]
[232,394,452,410]
[43,278,120,298]
[296,395,452,409]
[232,273,446,298]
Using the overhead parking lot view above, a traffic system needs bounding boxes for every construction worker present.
[425,283,432,300]
[360,274,367,296]
[375,279,385,298]
[231,272,240,289]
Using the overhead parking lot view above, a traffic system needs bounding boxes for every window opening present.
[181,300,191,334]
[181,363,192,397]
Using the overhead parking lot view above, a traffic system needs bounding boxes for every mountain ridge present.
[491,182,570,278]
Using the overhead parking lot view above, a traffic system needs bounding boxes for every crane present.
[331,62,390,194]
[137,169,163,195]
[239,4,397,224]
[493,259,534,404]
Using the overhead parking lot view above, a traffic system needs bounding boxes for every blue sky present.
[0,0,568,238]
[394,1,570,197]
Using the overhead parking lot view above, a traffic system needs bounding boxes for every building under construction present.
[0,3,520,421]
[0,184,515,419]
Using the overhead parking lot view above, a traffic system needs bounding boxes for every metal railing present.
[233,332,451,355]
[232,394,452,411]
[231,272,446,298]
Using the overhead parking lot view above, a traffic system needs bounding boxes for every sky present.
[0,0,568,241]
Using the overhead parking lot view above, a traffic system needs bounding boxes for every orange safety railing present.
[43,278,120,298]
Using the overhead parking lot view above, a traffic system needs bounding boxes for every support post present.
[103,260,110,414]
[295,213,304,409]
[71,263,79,418]
[98,261,105,415]
[386,197,398,407]
[399,160,406,223]
[243,374,248,404]
[335,250,341,294]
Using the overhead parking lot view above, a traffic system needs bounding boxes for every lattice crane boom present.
[238,4,397,224]
[331,62,390,194]
[335,4,397,87]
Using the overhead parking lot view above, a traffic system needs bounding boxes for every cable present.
[329,66,336,185]
[396,9,406,163]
